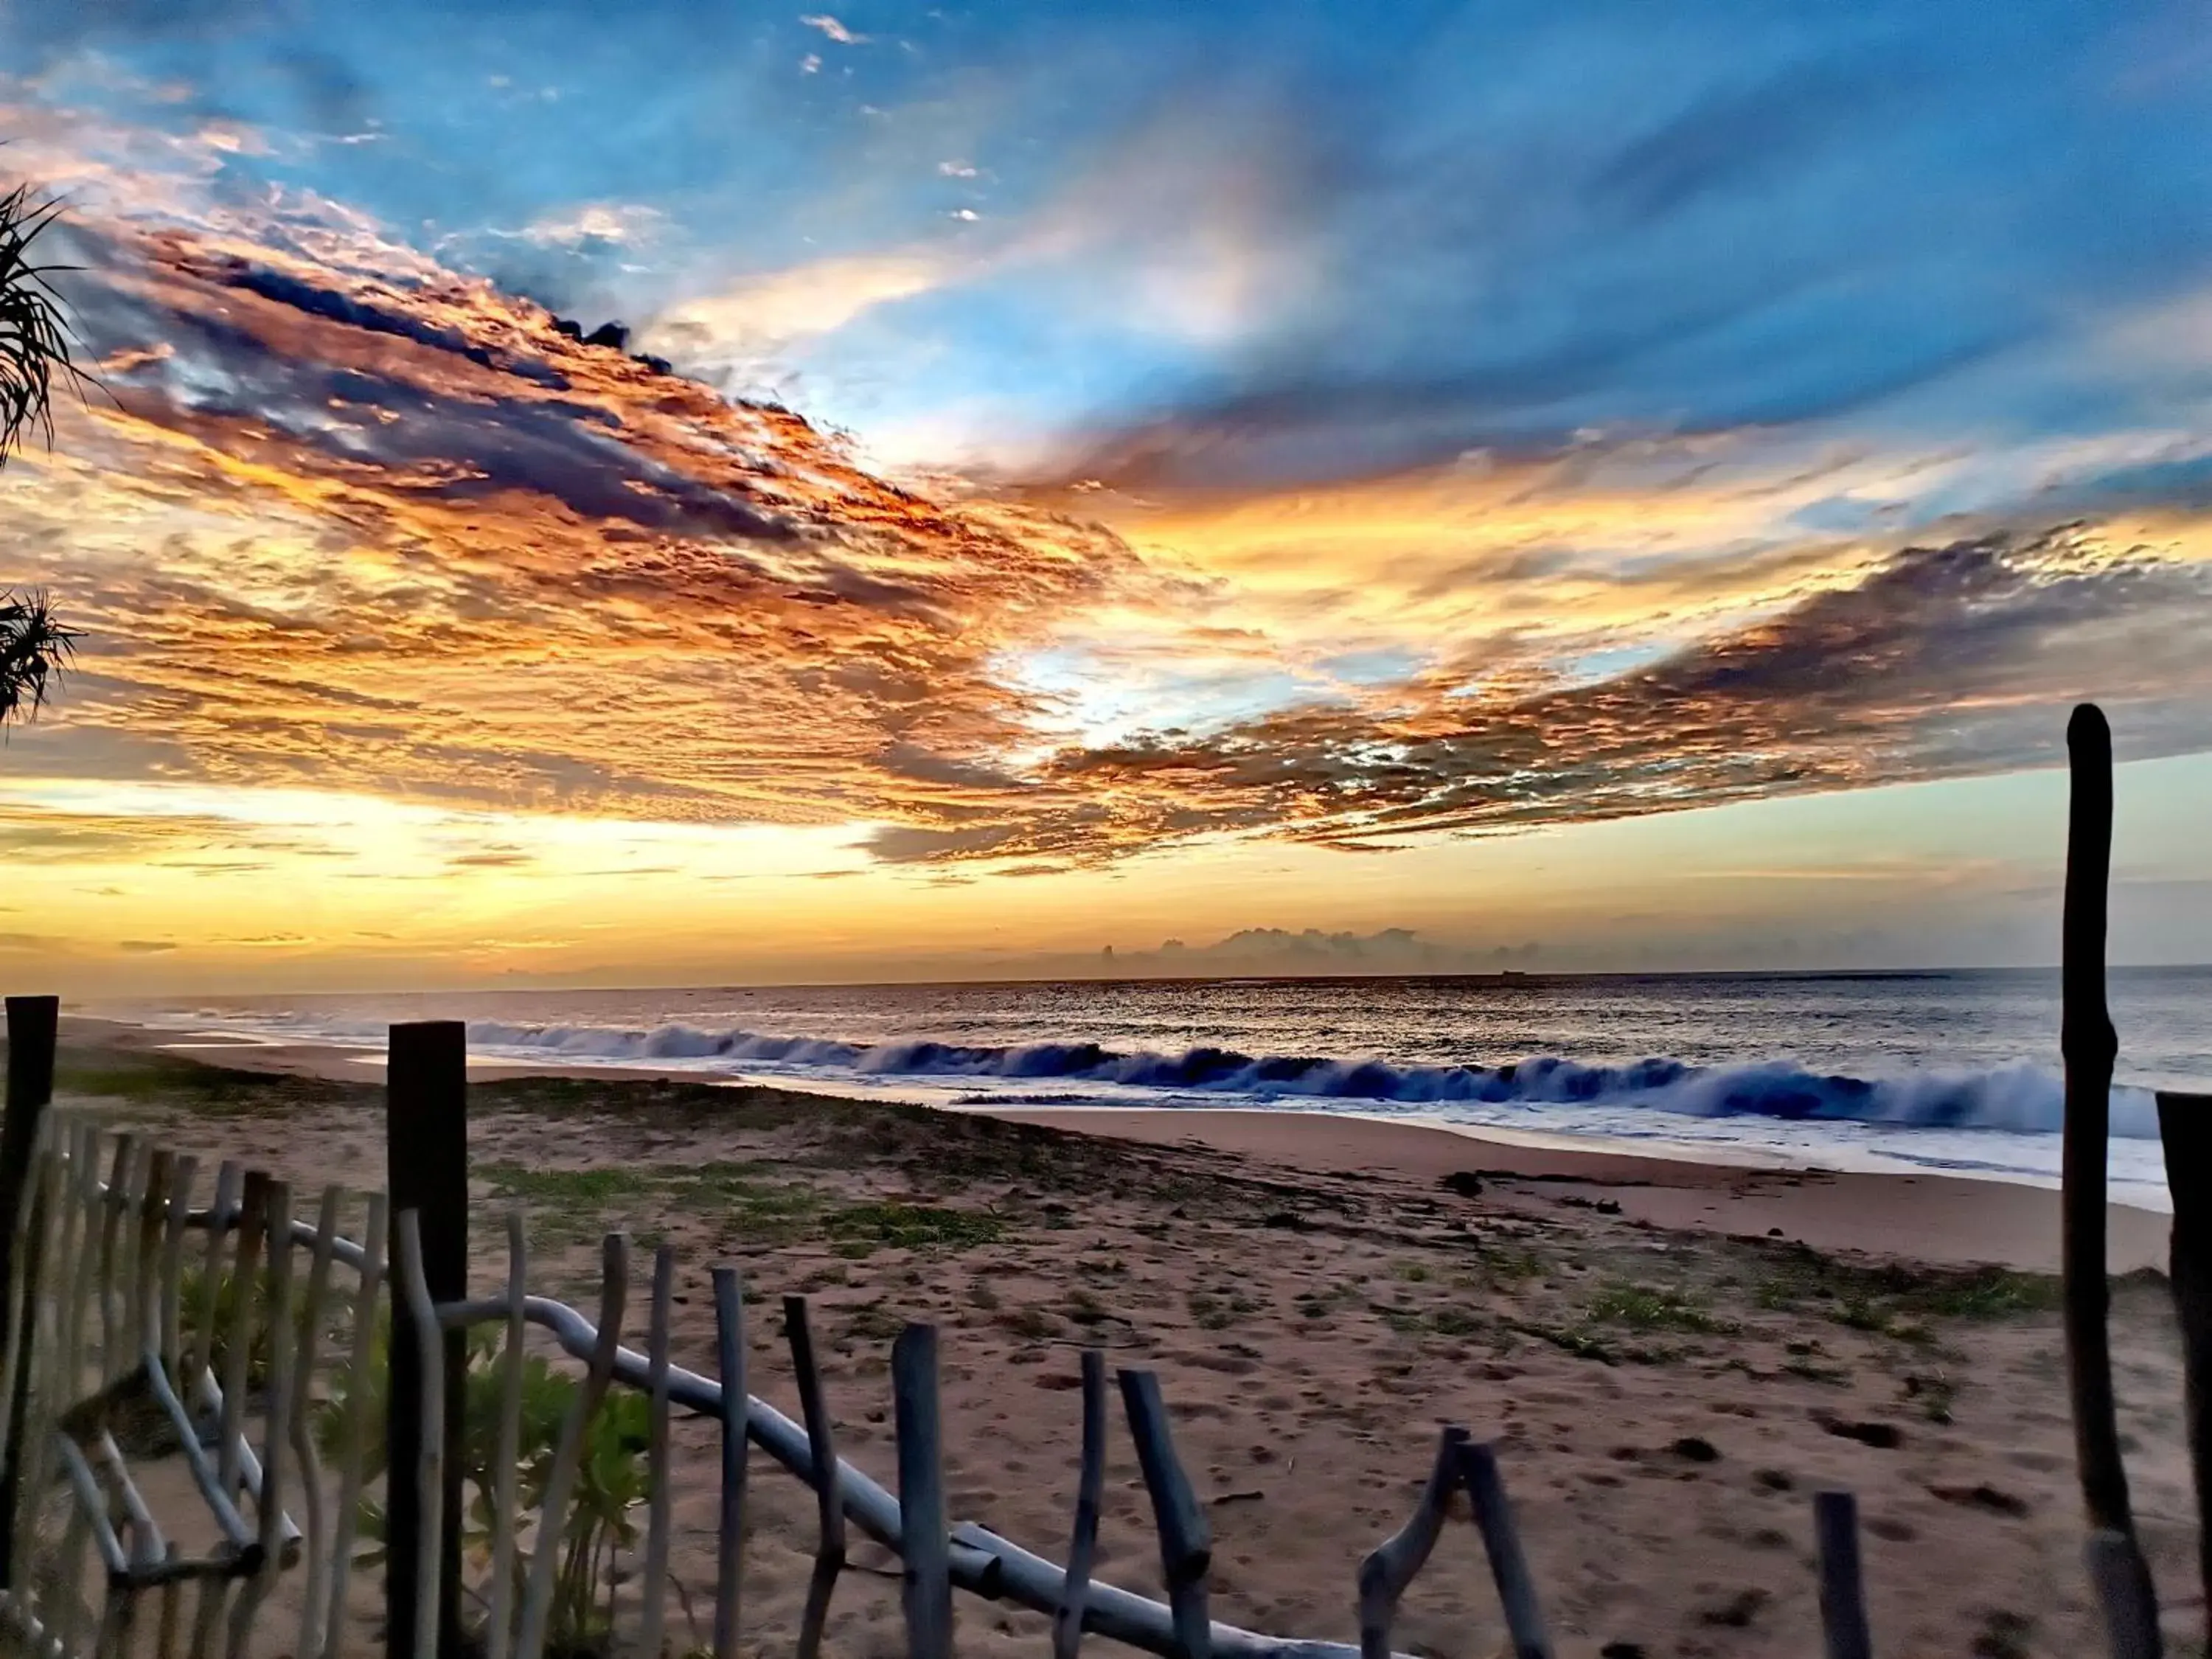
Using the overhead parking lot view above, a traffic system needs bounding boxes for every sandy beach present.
[27,1018,2202,1658]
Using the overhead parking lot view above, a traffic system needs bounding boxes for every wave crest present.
[460,1019,2157,1137]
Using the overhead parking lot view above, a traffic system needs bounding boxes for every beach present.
[27,1016,2199,1658]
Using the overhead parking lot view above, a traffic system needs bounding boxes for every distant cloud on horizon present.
[1093,927,1542,977]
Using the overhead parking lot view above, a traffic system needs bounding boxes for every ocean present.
[110,967,2212,1211]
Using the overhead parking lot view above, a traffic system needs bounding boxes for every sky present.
[4,0,2212,992]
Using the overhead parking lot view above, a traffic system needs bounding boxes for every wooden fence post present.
[1813,1490,1873,1659]
[387,1021,468,1659]
[2157,1086,2212,1648]
[0,992,58,1592]
[2062,705,2163,1654]
[2063,704,2134,1538]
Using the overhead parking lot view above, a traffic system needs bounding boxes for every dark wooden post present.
[2062,705,2163,1652]
[0,995,58,1592]
[386,1021,468,1659]
[2157,1086,2212,1645]
[2062,706,2133,1534]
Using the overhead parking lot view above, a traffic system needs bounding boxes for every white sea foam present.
[446,1018,2161,1137]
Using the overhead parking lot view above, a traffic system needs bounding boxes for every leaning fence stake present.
[130,1148,173,1377]
[1813,1490,1873,1659]
[640,1246,678,1659]
[895,1324,955,1659]
[485,1212,529,1659]
[291,1188,343,1659]
[1119,1368,1211,1659]
[2088,1528,2164,1659]
[215,1172,269,1499]
[1457,1439,1552,1659]
[1054,1347,1110,1659]
[0,992,58,1596]
[515,1233,628,1659]
[190,1162,243,1398]
[157,1156,196,1376]
[2158,1084,2212,1647]
[321,1192,387,1659]
[256,1182,296,1570]
[394,1211,445,1659]
[1359,1427,1473,1659]
[712,1265,748,1659]
[785,1293,846,1659]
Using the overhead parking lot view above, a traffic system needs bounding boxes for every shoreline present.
[66,1014,2174,1273]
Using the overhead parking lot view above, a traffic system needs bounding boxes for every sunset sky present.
[5,0,2212,993]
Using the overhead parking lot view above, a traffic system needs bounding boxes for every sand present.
[23,1020,2205,1658]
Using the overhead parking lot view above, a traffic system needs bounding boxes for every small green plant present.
[1904,1368,1958,1424]
[1586,1280,1741,1336]
[821,1202,1003,1254]
[315,1312,655,1658]
[995,1307,1062,1342]
[175,1264,360,1392]
[1429,1307,1483,1338]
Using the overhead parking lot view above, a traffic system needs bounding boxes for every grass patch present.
[1065,1287,1114,1327]
[842,1301,908,1344]
[1904,1368,1958,1423]
[821,1201,1004,1254]
[1753,1243,2061,1332]
[1188,1290,1262,1329]
[481,1164,661,1204]
[1472,1242,1549,1286]
[997,1307,1062,1342]
[48,1048,372,1118]
[1506,1319,1619,1365]
[1586,1279,1741,1336]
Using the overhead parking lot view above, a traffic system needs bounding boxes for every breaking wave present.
[460,1020,2160,1138]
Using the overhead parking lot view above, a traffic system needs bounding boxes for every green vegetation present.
[481,1166,660,1205]
[1187,1289,1263,1329]
[316,1314,652,1659]
[1753,1243,2060,1329]
[1903,1368,1958,1423]
[1585,1279,1741,1336]
[821,1200,1003,1254]
[1505,1318,1630,1366]
[1470,1241,1549,1286]
[995,1306,1062,1342]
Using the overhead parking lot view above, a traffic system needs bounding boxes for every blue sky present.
[27,0,2212,473]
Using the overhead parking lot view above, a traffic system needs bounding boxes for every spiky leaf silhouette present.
[0,180,86,463]
[0,588,75,731]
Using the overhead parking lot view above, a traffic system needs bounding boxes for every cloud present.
[116,939,178,953]
[799,15,865,45]
[868,530,2212,862]
[6,102,2212,888]
[639,251,957,371]
[1,170,1152,839]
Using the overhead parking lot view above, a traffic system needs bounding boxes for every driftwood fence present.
[0,701,2197,1659]
[0,1015,1893,1659]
